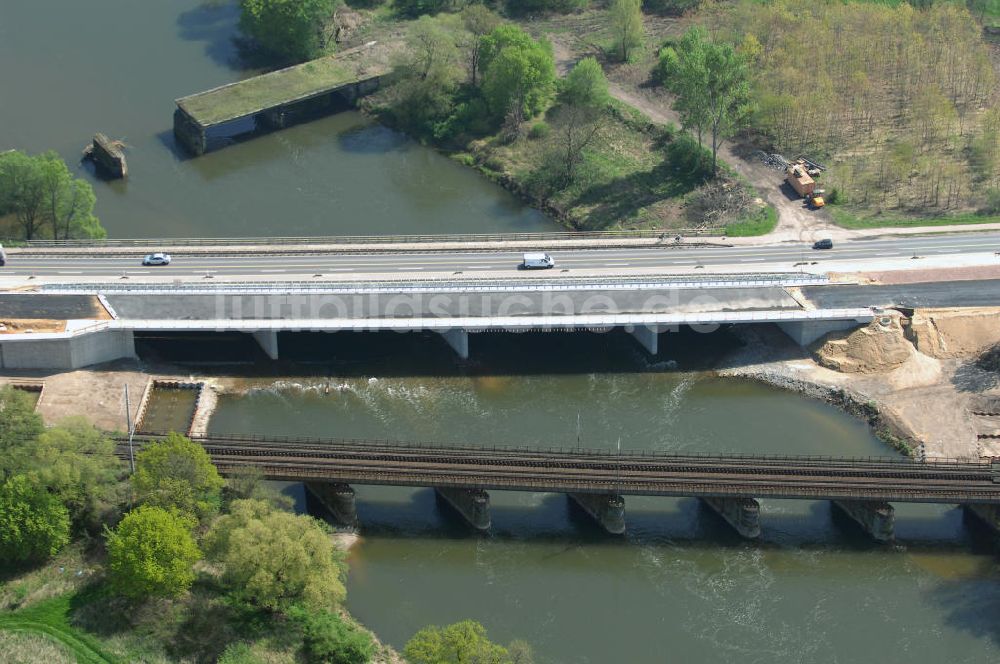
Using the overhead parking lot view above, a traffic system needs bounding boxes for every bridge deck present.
[124,435,1000,504]
[175,44,390,128]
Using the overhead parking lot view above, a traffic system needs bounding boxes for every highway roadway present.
[3,233,999,278]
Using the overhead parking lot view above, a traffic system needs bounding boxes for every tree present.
[558,56,609,109]
[204,499,347,612]
[0,151,104,241]
[0,475,71,564]
[40,156,101,241]
[478,26,556,122]
[132,432,224,522]
[105,505,201,599]
[29,419,123,533]
[289,606,375,664]
[460,5,502,86]
[239,0,339,63]
[550,58,610,185]
[390,14,465,137]
[0,386,45,477]
[609,0,644,63]
[659,27,751,174]
[404,620,515,664]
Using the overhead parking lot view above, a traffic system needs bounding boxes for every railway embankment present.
[719,307,1000,460]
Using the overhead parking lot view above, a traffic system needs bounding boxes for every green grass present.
[177,52,387,126]
[725,205,778,236]
[830,207,1000,229]
[0,594,117,664]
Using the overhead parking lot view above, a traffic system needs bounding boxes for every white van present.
[521,252,554,269]
[0,244,6,266]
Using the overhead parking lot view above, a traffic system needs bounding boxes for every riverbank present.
[0,534,404,664]
[717,309,1000,460]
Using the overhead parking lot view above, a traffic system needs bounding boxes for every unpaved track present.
[549,34,838,242]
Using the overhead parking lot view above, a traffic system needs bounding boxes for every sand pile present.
[814,316,914,374]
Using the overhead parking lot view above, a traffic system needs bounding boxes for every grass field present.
[0,594,116,664]
[725,205,778,236]
[830,208,1000,229]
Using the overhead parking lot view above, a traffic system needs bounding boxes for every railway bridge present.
[122,434,1000,542]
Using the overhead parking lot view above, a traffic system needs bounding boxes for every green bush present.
[984,188,1000,215]
[289,607,374,664]
[105,505,201,600]
[218,642,265,664]
[0,475,71,564]
[504,0,588,14]
[528,122,550,139]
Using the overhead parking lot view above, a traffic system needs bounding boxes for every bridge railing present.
[20,229,711,248]
[123,432,978,466]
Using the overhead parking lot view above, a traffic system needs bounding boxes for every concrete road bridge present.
[0,274,876,368]
[121,434,1000,542]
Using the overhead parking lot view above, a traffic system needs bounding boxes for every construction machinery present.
[785,159,825,208]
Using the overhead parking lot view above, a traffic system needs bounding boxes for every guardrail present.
[41,273,829,295]
[20,229,711,248]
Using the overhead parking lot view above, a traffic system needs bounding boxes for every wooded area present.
[711,0,1000,212]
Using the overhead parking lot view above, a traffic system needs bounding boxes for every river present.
[0,0,554,238]
[195,329,1000,664]
[7,0,1000,660]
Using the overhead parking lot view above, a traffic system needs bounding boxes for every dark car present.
[812,239,833,250]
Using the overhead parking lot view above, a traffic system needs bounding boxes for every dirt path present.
[549,33,842,242]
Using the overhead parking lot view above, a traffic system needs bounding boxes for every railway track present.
[117,435,1000,505]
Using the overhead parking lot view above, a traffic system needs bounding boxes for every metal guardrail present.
[41,273,829,295]
[128,433,975,465]
[21,229,710,248]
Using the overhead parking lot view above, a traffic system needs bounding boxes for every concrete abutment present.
[568,492,626,534]
[700,496,761,539]
[435,487,491,531]
[304,482,358,527]
[963,503,1000,537]
[778,319,866,346]
[833,499,895,542]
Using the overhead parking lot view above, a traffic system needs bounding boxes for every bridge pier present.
[173,108,206,156]
[963,503,1000,536]
[304,482,358,527]
[437,329,469,360]
[832,500,895,542]
[700,496,761,539]
[435,487,490,531]
[778,320,865,346]
[568,492,626,534]
[627,325,659,355]
[252,330,279,360]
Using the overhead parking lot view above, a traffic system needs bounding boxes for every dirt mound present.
[814,316,914,373]
[909,309,1000,359]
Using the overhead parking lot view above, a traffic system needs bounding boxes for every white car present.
[142,252,171,266]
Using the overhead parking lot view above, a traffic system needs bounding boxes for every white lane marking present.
[57,271,83,274]
[604,262,631,266]
[739,258,768,262]
[260,269,286,273]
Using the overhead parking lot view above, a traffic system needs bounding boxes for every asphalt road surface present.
[2,233,998,278]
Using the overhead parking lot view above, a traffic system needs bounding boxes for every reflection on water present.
[208,326,1000,663]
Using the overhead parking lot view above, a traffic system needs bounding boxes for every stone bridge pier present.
[435,487,491,530]
[700,496,761,539]
[569,492,626,534]
[305,482,358,527]
[833,499,895,542]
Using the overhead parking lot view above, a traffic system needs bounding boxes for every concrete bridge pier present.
[252,330,279,360]
[435,487,490,531]
[627,325,659,355]
[700,496,761,539]
[172,108,206,156]
[437,328,469,360]
[833,499,895,542]
[304,482,358,527]
[569,492,626,534]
